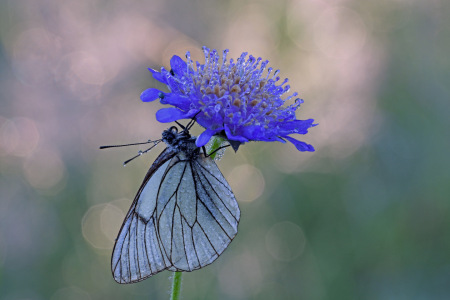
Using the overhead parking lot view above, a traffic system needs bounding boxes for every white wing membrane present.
[112,152,240,283]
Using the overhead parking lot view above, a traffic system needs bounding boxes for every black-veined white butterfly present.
[102,123,240,284]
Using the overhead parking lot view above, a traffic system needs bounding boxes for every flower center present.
[181,47,301,128]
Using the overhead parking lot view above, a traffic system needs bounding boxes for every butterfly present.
[102,122,240,284]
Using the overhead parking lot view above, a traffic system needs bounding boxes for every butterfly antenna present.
[123,142,160,166]
[186,118,196,130]
[187,111,201,130]
[100,140,160,149]
[173,112,200,133]
[175,121,186,130]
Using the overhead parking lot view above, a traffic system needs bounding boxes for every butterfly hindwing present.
[111,150,240,284]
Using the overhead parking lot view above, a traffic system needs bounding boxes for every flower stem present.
[170,272,183,300]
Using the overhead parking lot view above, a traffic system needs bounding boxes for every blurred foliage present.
[0,0,449,299]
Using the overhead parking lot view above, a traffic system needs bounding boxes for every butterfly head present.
[162,126,198,157]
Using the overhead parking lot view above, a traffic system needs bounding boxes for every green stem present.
[170,272,183,300]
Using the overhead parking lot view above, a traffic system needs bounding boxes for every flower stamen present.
[230,85,241,94]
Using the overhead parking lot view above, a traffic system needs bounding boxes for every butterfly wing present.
[111,150,240,283]
[111,147,176,283]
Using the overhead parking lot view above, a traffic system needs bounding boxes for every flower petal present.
[224,125,249,143]
[148,68,167,84]
[184,109,201,119]
[156,108,200,123]
[283,136,315,152]
[160,94,192,110]
[140,88,163,102]
[156,108,186,123]
[196,129,220,147]
[166,75,183,94]
[277,119,316,135]
[170,55,187,76]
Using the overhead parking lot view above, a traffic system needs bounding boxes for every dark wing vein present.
[155,157,188,266]
[111,148,176,284]
[194,159,238,222]
[111,151,240,283]
[193,167,232,240]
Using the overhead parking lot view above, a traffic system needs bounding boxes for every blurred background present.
[0,0,449,299]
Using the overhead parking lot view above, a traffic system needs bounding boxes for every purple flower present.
[141,47,316,152]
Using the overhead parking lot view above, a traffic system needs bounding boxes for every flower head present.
[141,47,316,151]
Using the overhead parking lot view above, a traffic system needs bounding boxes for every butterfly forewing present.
[111,150,240,284]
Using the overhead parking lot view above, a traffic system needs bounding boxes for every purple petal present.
[170,55,187,76]
[160,94,192,110]
[156,108,200,123]
[278,119,316,134]
[196,110,224,129]
[140,88,163,102]
[284,136,315,152]
[156,108,186,123]
[148,68,167,84]
[196,129,220,147]
[166,75,182,93]
[224,125,249,143]
[184,109,201,119]
[274,136,287,143]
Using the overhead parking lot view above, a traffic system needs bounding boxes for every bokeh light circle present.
[265,221,306,261]
[227,164,265,203]
[81,203,125,249]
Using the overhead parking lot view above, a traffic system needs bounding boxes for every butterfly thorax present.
[162,127,199,160]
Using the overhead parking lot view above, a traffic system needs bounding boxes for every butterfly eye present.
[169,126,178,134]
